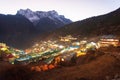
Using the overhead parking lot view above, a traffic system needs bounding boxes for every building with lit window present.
[98,35,119,47]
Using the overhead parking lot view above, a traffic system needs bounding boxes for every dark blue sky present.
[0,0,120,21]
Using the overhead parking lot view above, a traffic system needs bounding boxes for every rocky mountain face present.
[46,8,120,39]
[17,9,72,33]
[0,9,72,49]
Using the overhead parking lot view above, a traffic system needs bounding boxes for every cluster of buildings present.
[98,35,120,47]
[29,40,65,54]
[0,35,120,65]
[60,35,77,42]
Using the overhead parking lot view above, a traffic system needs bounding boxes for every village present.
[0,35,120,71]
[0,34,120,80]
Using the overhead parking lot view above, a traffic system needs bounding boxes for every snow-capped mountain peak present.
[17,9,39,24]
[17,9,72,25]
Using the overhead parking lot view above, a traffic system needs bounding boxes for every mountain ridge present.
[45,8,120,39]
[0,9,72,49]
[0,8,120,49]
[17,9,72,33]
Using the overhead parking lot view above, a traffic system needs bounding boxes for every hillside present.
[0,47,120,80]
[46,8,120,39]
[0,14,36,49]
[0,8,120,79]
[0,9,72,49]
[17,9,72,33]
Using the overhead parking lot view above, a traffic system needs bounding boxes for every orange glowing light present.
[61,58,64,61]
[48,64,55,69]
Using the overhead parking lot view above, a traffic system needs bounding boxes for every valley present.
[0,8,120,80]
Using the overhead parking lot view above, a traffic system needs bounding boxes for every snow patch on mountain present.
[17,9,72,25]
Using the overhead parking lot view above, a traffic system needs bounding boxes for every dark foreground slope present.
[0,47,120,80]
[31,47,120,80]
